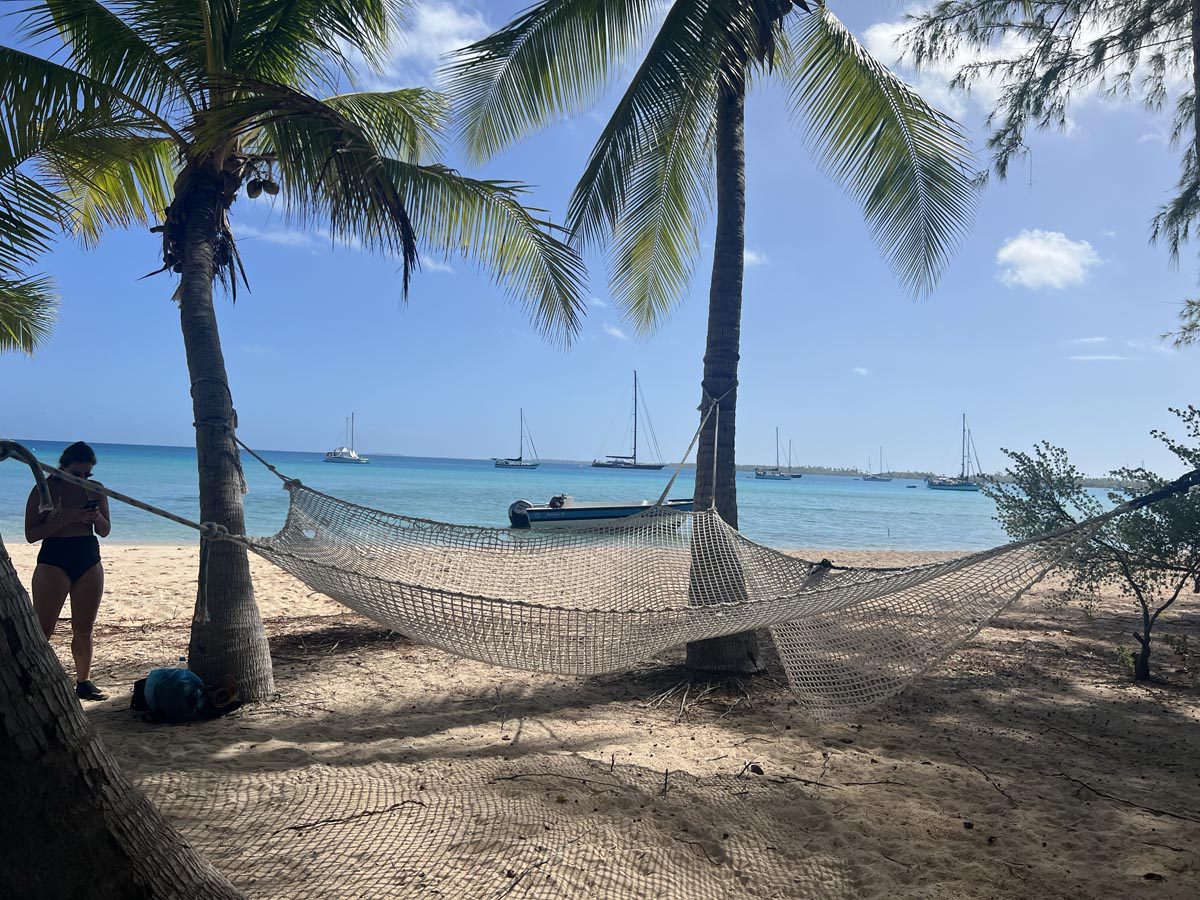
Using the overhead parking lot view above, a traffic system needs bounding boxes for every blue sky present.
[2,1,1197,476]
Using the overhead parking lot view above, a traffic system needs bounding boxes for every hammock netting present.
[240,483,1090,720]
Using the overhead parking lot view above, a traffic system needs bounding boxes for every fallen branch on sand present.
[1047,773,1200,823]
[272,800,425,834]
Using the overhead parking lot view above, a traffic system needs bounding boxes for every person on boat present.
[23,441,111,701]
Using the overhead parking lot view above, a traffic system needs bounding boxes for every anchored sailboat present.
[493,409,540,469]
[862,446,893,483]
[592,370,665,470]
[755,428,793,480]
[324,413,369,464]
[927,415,982,491]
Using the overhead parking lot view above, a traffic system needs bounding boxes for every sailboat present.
[755,428,793,480]
[493,409,540,469]
[862,446,893,482]
[592,370,665,470]
[927,415,982,491]
[324,413,370,464]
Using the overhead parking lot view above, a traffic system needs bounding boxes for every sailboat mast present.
[775,427,780,469]
[351,413,355,452]
[632,370,638,464]
[960,413,968,479]
[519,408,524,459]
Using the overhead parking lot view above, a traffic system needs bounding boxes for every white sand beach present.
[7,542,1199,899]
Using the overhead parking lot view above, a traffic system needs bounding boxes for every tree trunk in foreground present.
[685,74,764,675]
[0,533,242,899]
[177,166,274,700]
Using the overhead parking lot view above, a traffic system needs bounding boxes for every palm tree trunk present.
[685,74,763,675]
[0,532,242,899]
[176,166,274,700]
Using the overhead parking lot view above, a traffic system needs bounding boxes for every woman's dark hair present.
[59,441,97,469]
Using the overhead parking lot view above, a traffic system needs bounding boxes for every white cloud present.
[236,223,363,254]
[851,366,870,376]
[1125,337,1172,355]
[1138,130,1169,145]
[590,296,609,308]
[862,17,1031,118]
[864,9,1189,122]
[236,223,318,248]
[603,323,629,341]
[1101,229,1118,239]
[743,248,769,267]
[375,2,492,85]
[996,229,1101,290]
[1067,336,1108,345]
[421,258,455,274]
[1068,354,1132,362]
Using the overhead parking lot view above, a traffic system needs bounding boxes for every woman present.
[24,441,111,701]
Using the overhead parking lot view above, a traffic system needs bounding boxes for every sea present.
[2,439,1022,551]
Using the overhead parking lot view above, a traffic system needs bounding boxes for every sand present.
[7,541,1200,899]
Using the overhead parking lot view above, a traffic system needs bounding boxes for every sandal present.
[76,680,108,702]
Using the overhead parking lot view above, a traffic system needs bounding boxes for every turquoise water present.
[2,439,1015,550]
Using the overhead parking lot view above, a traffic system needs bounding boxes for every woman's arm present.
[24,487,77,543]
[93,494,111,538]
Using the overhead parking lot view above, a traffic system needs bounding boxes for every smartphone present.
[84,500,100,510]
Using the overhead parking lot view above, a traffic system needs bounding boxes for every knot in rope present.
[199,522,231,541]
[699,382,737,412]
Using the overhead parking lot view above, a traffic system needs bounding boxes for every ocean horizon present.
[2,437,1024,551]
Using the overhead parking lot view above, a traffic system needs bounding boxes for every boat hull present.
[509,498,693,528]
[493,458,540,469]
[926,479,980,491]
[324,456,369,464]
[591,461,665,470]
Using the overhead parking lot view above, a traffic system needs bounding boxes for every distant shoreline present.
[7,437,1137,489]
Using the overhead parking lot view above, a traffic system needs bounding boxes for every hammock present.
[5,438,1196,720]
[242,481,1092,718]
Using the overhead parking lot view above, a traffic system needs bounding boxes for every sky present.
[2,1,1197,477]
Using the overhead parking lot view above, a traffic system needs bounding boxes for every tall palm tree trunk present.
[0,532,242,899]
[176,165,274,700]
[685,74,763,675]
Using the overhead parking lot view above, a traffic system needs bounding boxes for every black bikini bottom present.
[38,536,101,584]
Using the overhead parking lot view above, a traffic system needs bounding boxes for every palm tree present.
[0,445,239,897]
[447,0,975,672]
[1,0,585,698]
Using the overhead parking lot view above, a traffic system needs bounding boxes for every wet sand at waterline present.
[8,542,1199,899]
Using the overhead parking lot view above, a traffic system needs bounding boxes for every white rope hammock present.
[5,438,1197,720]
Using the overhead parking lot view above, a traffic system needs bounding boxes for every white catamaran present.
[493,409,540,469]
[592,370,665,470]
[324,413,370,464]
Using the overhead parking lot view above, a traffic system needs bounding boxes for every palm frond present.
[323,89,448,162]
[444,0,663,163]
[18,0,193,122]
[234,0,408,90]
[567,0,732,330]
[191,79,422,285]
[385,160,587,342]
[193,79,585,341]
[0,273,58,354]
[787,7,977,297]
[40,135,179,246]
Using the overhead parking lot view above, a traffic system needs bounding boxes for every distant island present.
[534,459,1137,489]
